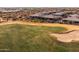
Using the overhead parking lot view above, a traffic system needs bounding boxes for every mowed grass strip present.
[0,24,78,52]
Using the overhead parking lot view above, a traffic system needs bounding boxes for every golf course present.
[0,22,78,52]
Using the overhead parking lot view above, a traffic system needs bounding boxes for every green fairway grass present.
[0,24,78,52]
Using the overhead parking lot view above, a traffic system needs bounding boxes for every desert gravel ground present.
[1,21,79,30]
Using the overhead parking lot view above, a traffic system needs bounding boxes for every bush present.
[31,19,44,23]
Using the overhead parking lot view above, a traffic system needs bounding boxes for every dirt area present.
[1,21,79,30]
[0,21,79,43]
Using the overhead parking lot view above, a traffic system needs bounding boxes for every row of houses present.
[0,8,49,22]
[29,11,79,25]
[0,8,79,24]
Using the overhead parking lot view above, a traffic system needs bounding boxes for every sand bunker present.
[50,30,79,42]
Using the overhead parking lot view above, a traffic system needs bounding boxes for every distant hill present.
[0,7,32,12]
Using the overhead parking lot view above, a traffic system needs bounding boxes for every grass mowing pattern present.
[43,26,67,33]
[0,24,78,52]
